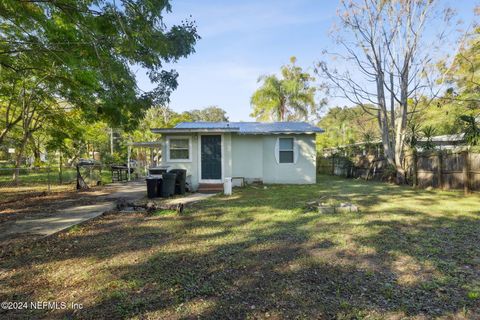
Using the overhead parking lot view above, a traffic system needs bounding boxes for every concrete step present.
[198,183,223,193]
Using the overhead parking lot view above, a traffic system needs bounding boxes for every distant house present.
[322,133,467,158]
[417,133,465,151]
[152,122,323,191]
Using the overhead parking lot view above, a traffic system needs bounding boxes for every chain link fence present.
[0,167,76,188]
[0,166,112,204]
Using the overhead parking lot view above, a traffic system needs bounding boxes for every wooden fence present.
[317,151,480,192]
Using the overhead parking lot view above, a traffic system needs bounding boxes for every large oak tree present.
[0,0,199,144]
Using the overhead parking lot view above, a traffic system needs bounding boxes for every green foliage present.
[459,115,480,146]
[0,0,199,167]
[184,106,229,122]
[0,0,199,129]
[405,123,422,149]
[382,163,397,182]
[127,105,229,144]
[421,125,437,150]
[411,101,473,135]
[251,57,322,121]
[440,26,480,109]
[102,152,126,165]
[467,291,480,300]
[428,25,479,142]
[316,105,378,150]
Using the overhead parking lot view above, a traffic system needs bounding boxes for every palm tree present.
[250,57,317,122]
[421,125,437,151]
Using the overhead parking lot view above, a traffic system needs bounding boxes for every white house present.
[151,122,323,191]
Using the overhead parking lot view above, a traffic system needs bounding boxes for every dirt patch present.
[0,187,112,223]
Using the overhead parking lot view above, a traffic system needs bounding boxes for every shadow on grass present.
[0,176,479,319]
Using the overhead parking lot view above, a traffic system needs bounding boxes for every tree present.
[185,106,229,122]
[420,125,437,150]
[317,0,455,183]
[459,115,480,146]
[0,0,199,144]
[316,105,378,150]
[127,106,192,143]
[439,21,479,143]
[251,57,321,122]
[0,68,24,144]
[440,23,480,108]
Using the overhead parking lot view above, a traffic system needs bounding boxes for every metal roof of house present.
[151,122,324,134]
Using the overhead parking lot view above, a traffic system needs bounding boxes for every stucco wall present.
[262,134,317,184]
[231,135,263,181]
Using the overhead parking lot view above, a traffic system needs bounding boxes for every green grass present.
[0,168,77,186]
[0,169,112,204]
[1,175,479,319]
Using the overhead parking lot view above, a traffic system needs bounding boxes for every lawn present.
[0,175,479,319]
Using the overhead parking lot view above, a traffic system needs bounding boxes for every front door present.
[201,135,222,181]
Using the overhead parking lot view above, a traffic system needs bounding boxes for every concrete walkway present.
[163,193,216,205]
[0,181,146,242]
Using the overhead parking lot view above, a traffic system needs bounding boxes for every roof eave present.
[151,128,240,134]
[151,128,324,134]
[238,131,323,135]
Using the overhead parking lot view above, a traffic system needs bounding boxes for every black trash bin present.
[161,173,176,197]
[156,178,163,197]
[146,178,157,199]
[170,169,187,195]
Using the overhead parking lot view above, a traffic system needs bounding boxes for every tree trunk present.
[0,115,23,146]
[13,134,30,183]
[59,151,63,184]
[30,136,41,166]
[0,127,10,146]
[279,100,286,121]
[394,65,410,184]
[375,68,396,169]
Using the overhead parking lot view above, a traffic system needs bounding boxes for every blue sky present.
[135,0,478,121]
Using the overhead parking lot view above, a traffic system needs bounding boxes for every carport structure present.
[127,141,163,181]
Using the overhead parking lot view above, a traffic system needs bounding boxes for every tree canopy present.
[184,106,229,122]
[0,0,199,131]
[0,0,199,170]
[316,105,378,150]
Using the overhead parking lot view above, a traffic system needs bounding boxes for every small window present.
[169,138,190,161]
[279,138,294,163]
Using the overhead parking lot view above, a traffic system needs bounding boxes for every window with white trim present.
[279,138,294,163]
[168,138,190,161]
